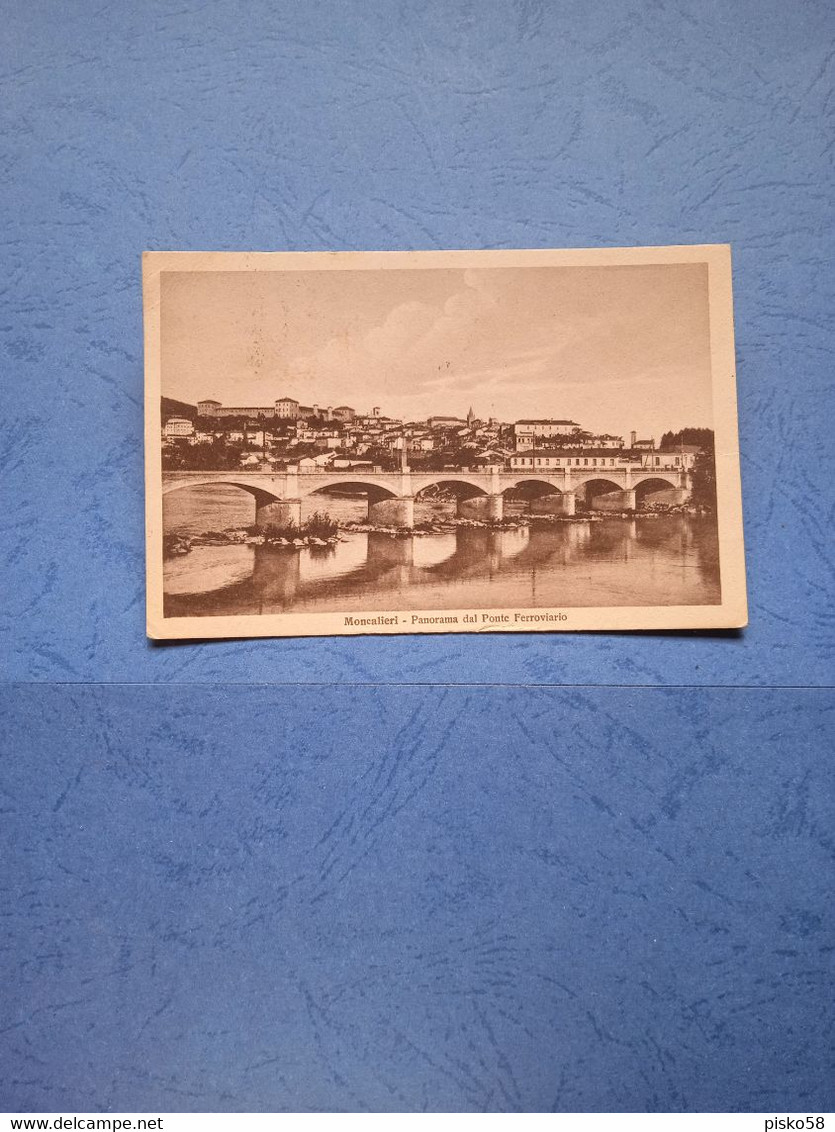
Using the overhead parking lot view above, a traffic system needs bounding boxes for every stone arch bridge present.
[162,466,689,527]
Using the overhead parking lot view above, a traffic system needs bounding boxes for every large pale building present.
[197,396,304,420]
[196,397,355,422]
[509,448,632,471]
[163,417,194,438]
[197,399,222,415]
[197,398,277,420]
[514,419,580,450]
[275,396,300,418]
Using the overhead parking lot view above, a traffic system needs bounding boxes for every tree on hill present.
[657,428,716,507]
[659,427,714,451]
[691,449,717,509]
[162,437,245,471]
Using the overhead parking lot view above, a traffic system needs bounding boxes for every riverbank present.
[163,511,722,613]
[163,503,711,556]
[164,529,343,555]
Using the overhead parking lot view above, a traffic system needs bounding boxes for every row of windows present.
[513,457,619,468]
[513,455,685,468]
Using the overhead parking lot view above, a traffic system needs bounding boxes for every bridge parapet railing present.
[161,465,689,483]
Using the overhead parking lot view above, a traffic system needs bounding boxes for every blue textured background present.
[1,0,833,1114]
[3,686,834,1113]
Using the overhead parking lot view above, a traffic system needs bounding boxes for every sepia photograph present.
[144,246,747,639]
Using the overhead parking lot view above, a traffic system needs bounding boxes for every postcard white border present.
[143,245,747,639]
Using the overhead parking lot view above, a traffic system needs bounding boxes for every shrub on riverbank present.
[306,511,339,538]
[248,510,339,542]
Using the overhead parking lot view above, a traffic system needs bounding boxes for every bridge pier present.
[591,489,636,512]
[528,491,575,517]
[256,499,302,529]
[163,471,688,531]
[457,493,504,521]
[368,496,414,529]
[251,546,300,602]
[368,532,414,565]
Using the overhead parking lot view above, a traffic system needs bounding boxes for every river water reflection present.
[163,486,720,617]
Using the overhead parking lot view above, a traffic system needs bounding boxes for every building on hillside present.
[275,397,300,418]
[197,401,272,420]
[197,396,355,421]
[407,436,435,452]
[646,444,701,471]
[331,405,356,422]
[373,430,406,449]
[298,453,334,471]
[305,404,339,420]
[163,417,194,438]
[509,448,640,471]
[514,419,580,450]
[332,458,374,470]
[628,430,655,450]
[509,446,698,474]
[427,415,466,428]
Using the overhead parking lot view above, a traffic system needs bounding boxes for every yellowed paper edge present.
[143,245,748,640]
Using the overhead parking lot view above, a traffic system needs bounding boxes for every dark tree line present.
[162,438,247,471]
[691,450,716,509]
[657,428,716,508]
[659,427,714,451]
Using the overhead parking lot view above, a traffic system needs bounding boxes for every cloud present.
[289,270,585,415]
[364,301,438,359]
[207,262,713,433]
[292,274,513,404]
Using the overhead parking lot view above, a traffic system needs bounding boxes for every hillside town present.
[161,394,706,477]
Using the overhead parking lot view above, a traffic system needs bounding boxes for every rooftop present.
[515,419,580,426]
[513,448,634,459]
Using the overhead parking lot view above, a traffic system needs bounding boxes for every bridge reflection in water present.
[163,516,720,618]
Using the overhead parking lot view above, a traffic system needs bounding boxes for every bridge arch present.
[632,473,680,493]
[414,478,488,501]
[633,474,682,504]
[306,479,399,503]
[161,477,282,509]
[503,478,565,500]
[410,474,495,498]
[573,476,623,504]
[572,475,622,493]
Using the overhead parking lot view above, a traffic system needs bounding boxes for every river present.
[162,485,720,617]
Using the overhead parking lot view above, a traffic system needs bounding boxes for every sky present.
[160,262,713,440]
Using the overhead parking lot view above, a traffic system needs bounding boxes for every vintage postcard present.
[143,246,747,639]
